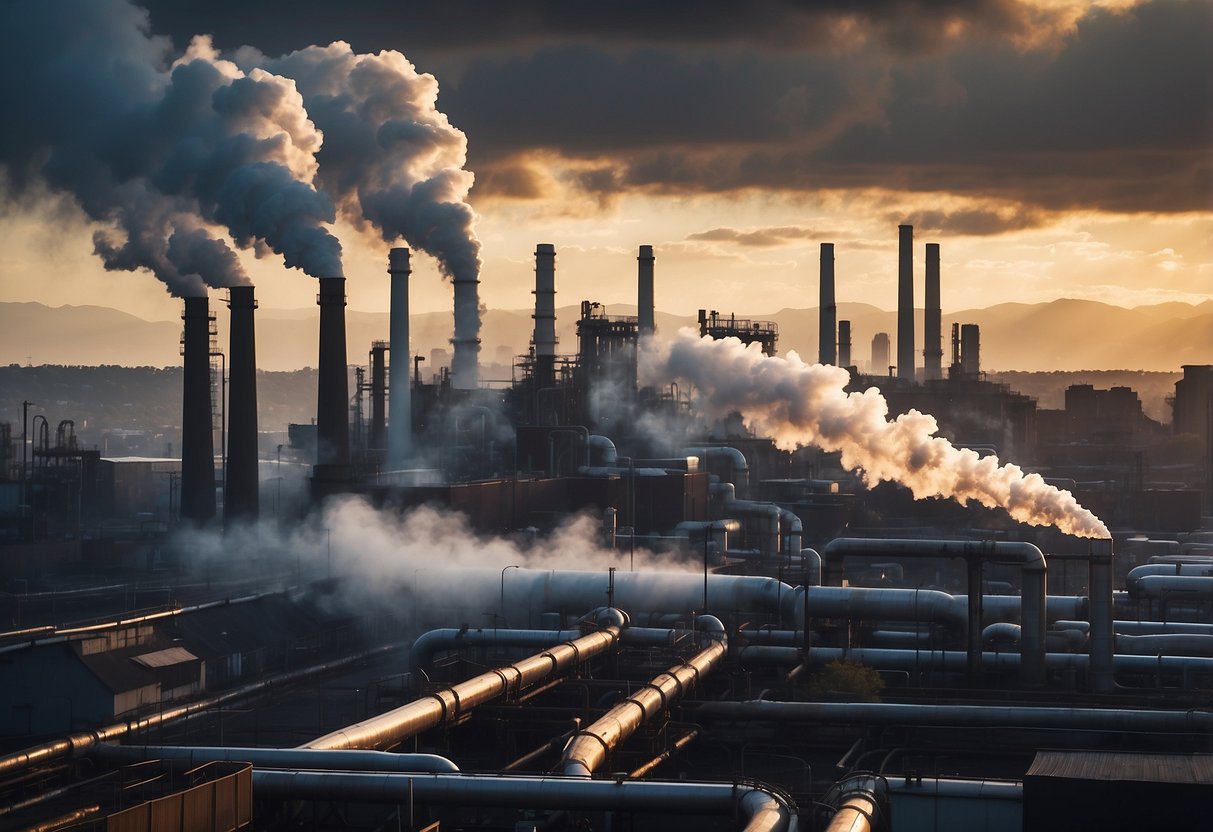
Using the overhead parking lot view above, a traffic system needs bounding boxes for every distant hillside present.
[1,298,1210,373]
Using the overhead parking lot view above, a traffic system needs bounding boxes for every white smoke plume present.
[642,330,1110,539]
[0,0,342,293]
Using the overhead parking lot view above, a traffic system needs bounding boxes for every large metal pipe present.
[562,616,726,777]
[534,243,557,388]
[823,538,1047,687]
[683,445,749,498]
[93,744,460,773]
[1127,563,1213,597]
[224,286,258,522]
[303,610,625,750]
[923,243,942,381]
[826,776,884,832]
[387,248,412,467]
[252,770,793,832]
[896,224,914,381]
[180,295,216,524]
[696,699,1213,734]
[737,645,1213,682]
[316,277,349,466]
[819,243,836,366]
[638,244,655,337]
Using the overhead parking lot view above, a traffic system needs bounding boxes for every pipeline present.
[823,539,1049,688]
[629,728,701,778]
[92,744,459,773]
[736,644,1213,685]
[0,641,404,779]
[251,770,794,832]
[303,609,625,750]
[824,775,886,832]
[562,616,727,776]
[697,700,1213,734]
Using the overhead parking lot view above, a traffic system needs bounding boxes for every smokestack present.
[818,243,836,365]
[388,249,412,468]
[960,324,981,377]
[924,243,942,381]
[838,320,851,368]
[451,273,480,390]
[224,286,258,523]
[369,341,387,456]
[180,296,216,524]
[637,245,655,337]
[534,244,557,388]
[871,332,890,376]
[316,277,349,467]
[897,224,915,381]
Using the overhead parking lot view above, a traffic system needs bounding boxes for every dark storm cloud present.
[137,0,1050,57]
[70,2,1213,217]
[887,207,1046,236]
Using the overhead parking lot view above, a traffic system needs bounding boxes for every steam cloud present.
[642,330,1110,539]
[244,42,483,378]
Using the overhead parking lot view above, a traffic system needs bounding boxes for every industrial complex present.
[1,226,1212,832]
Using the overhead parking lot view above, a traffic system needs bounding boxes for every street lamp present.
[500,564,519,626]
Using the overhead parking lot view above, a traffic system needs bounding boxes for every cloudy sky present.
[1,0,1210,324]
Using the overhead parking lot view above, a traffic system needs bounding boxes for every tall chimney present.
[637,245,655,337]
[369,341,387,457]
[872,332,891,376]
[819,243,836,365]
[838,320,852,368]
[533,244,557,388]
[897,224,915,381]
[224,286,258,523]
[924,243,943,381]
[451,270,480,390]
[316,277,349,467]
[387,248,412,468]
[960,324,981,377]
[180,296,216,524]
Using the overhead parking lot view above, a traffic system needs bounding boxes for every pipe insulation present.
[562,616,727,777]
[251,771,793,832]
[303,610,625,750]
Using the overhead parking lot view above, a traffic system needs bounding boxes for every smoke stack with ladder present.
[924,243,942,381]
[897,224,915,381]
[533,244,557,389]
[819,243,836,365]
[637,245,655,337]
[180,296,216,524]
[316,277,349,468]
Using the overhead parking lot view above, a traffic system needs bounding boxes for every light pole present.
[500,564,519,626]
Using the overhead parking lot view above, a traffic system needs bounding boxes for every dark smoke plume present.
[0,0,343,294]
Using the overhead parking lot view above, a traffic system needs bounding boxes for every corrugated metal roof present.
[1027,751,1213,784]
[132,646,199,668]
